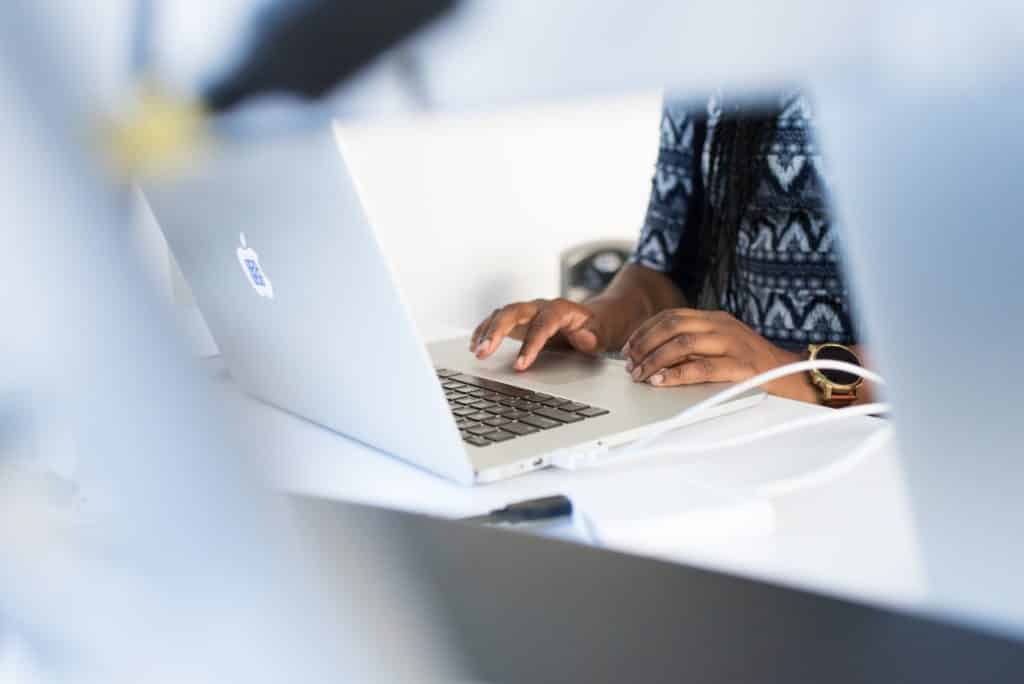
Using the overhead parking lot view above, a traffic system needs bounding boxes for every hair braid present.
[697,106,774,311]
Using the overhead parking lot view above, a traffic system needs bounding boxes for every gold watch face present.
[809,343,864,390]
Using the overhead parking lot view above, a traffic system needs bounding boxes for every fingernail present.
[649,373,664,386]
[624,360,634,373]
[621,342,631,356]
[515,356,526,370]
[631,366,642,381]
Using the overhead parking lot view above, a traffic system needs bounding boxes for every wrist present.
[584,294,644,350]
[764,349,819,403]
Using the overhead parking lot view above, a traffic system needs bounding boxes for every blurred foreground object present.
[203,0,458,112]
[0,4,464,680]
[105,83,206,176]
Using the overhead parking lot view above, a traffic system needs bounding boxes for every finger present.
[477,304,537,359]
[647,356,754,387]
[623,309,716,366]
[630,332,733,382]
[565,327,599,354]
[564,316,606,354]
[515,303,588,370]
[471,311,498,352]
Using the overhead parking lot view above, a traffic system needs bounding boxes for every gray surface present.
[814,70,1024,634]
[294,494,1024,684]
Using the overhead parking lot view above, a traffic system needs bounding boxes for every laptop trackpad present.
[468,344,611,386]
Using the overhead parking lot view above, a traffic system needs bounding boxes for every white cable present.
[589,402,890,468]
[627,359,885,454]
[551,359,886,471]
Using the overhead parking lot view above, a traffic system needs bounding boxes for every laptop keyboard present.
[435,368,609,448]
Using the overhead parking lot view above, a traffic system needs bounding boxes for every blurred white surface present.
[339,93,658,331]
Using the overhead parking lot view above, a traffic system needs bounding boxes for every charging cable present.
[551,359,886,472]
[579,401,890,470]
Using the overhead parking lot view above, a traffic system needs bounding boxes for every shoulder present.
[659,92,712,151]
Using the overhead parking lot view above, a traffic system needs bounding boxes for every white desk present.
[208,345,927,614]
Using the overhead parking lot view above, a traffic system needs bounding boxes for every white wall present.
[137,91,662,349]
[337,91,661,336]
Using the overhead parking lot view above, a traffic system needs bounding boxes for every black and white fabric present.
[630,90,858,352]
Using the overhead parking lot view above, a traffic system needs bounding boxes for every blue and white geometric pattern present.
[630,89,857,352]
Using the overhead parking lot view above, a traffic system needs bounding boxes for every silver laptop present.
[141,125,760,485]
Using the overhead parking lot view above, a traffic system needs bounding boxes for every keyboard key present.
[468,424,498,436]
[464,435,491,447]
[487,406,518,417]
[451,374,533,397]
[534,407,584,423]
[456,419,479,429]
[436,368,459,378]
[520,414,560,430]
[484,416,511,427]
[542,397,570,408]
[480,391,504,401]
[529,392,552,401]
[455,396,479,406]
[512,399,540,411]
[452,406,476,417]
[466,388,487,398]
[471,400,499,410]
[468,411,493,421]
[562,402,590,413]
[503,422,539,436]
[578,406,610,418]
[485,430,515,442]
[442,381,463,390]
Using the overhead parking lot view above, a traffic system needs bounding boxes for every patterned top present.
[629,90,858,352]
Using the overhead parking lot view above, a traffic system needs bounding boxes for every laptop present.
[141,124,761,485]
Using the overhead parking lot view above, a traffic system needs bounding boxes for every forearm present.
[586,264,688,349]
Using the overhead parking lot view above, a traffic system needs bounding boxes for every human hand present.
[470,298,611,371]
[621,308,815,401]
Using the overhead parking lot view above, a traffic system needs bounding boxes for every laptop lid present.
[141,125,473,484]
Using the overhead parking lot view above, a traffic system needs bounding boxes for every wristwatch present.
[806,343,864,408]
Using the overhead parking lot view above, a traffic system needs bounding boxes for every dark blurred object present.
[296,495,1024,684]
[460,495,573,525]
[560,239,634,302]
[204,0,458,113]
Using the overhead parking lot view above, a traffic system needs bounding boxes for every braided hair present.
[696,105,776,312]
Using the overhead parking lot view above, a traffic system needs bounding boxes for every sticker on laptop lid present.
[236,232,274,299]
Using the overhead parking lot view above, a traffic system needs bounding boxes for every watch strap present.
[822,389,858,409]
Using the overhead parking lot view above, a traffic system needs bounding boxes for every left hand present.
[621,308,817,402]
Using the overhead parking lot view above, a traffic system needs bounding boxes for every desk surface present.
[207,341,926,613]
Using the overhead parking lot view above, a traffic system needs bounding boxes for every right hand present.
[470,298,609,371]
